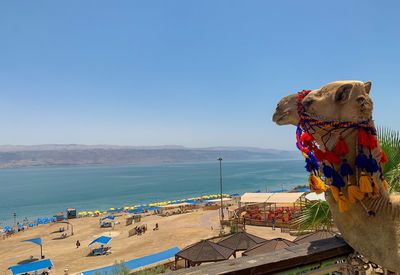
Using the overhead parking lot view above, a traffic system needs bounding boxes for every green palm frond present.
[292,200,333,232]
[378,127,400,192]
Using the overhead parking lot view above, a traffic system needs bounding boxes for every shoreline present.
[0,158,301,170]
[0,193,232,230]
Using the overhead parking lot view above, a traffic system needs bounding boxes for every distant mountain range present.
[0,144,299,169]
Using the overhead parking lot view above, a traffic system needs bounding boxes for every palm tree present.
[293,127,400,231]
[378,127,400,192]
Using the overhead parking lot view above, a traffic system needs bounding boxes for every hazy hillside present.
[0,145,299,169]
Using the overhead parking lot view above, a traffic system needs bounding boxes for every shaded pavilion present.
[294,231,336,244]
[175,240,235,267]
[242,238,297,256]
[217,232,267,256]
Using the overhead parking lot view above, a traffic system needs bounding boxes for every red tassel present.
[301,132,313,143]
[381,150,388,164]
[335,137,349,156]
[314,148,325,162]
[358,129,370,147]
[367,133,378,149]
[324,150,341,164]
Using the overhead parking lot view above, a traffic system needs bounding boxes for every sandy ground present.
[0,209,293,275]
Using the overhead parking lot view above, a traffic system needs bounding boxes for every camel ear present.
[335,84,353,103]
[364,81,372,94]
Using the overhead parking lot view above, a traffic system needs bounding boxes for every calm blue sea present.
[0,159,306,226]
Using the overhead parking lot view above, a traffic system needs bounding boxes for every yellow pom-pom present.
[308,175,327,194]
[359,173,373,193]
[338,194,350,213]
[330,186,340,202]
[347,185,364,203]
[383,178,390,191]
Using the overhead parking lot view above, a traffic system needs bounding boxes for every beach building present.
[237,192,306,227]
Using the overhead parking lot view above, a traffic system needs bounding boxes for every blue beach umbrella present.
[3,225,13,232]
[23,238,43,258]
[88,236,112,246]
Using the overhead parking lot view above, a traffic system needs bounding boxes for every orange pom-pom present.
[347,185,365,203]
[338,194,350,213]
[359,173,373,193]
[330,186,340,202]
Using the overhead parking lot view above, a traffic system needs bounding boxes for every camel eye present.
[357,96,366,105]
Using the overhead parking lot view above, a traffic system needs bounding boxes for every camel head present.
[271,80,400,272]
[272,80,373,126]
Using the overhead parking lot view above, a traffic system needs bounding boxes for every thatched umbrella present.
[242,238,297,256]
[175,240,235,267]
[294,231,336,244]
[218,232,267,256]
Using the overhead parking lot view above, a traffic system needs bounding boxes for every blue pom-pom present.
[304,153,320,172]
[305,159,313,172]
[340,160,353,177]
[322,164,334,178]
[308,153,320,170]
[355,151,368,169]
[332,172,346,188]
[366,154,379,174]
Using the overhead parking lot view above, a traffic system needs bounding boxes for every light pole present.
[218,157,224,227]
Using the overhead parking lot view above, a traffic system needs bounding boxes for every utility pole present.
[218,157,224,228]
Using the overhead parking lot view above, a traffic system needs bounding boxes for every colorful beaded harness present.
[295,90,388,213]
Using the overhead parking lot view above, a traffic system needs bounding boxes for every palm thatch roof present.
[176,240,234,263]
[294,231,336,244]
[217,232,267,251]
[242,238,297,256]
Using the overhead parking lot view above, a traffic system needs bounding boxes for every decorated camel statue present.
[272,80,400,272]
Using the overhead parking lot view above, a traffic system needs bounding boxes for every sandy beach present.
[0,209,294,274]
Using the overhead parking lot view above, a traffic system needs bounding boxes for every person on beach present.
[76,240,80,248]
[271,217,276,230]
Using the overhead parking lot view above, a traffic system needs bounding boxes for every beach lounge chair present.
[91,246,111,256]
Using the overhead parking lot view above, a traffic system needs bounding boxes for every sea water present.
[0,159,306,226]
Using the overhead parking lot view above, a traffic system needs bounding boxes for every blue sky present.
[1,1,399,150]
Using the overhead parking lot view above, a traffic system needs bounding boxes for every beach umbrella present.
[22,238,43,258]
[88,236,112,246]
[9,259,53,275]
[4,226,12,232]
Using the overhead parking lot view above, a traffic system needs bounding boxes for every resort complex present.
[0,189,379,274]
